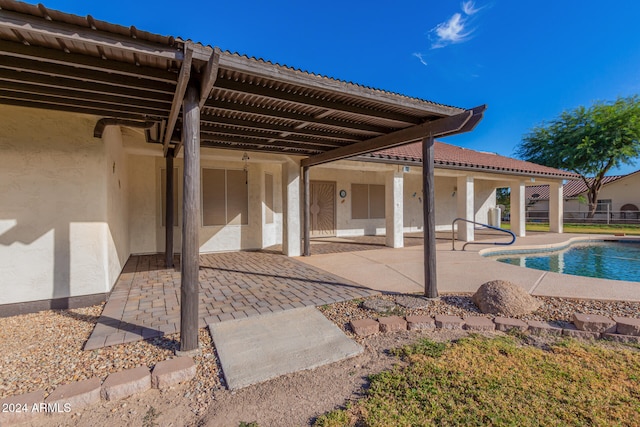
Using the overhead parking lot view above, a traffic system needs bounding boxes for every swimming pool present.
[494,241,640,282]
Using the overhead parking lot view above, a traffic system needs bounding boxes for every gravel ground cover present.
[2,292,639,418]
[319,293,640,342]
[0,304,222,415]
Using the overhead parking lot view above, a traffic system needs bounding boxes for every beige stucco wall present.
[588,173,640,211]
[474,180,498,225]
[311,163,389,236]
[310,163,500,235]
[104,126,130,287]
[0,105,124,305]
[125,140,285,254]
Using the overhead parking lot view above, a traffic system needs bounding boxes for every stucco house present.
[526,170,640,221]
[0,1,574,323]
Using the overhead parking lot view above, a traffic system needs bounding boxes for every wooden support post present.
[423,135,438,298]
[165,149,174,268]
[180,83,200,352]
[303,166,310,256]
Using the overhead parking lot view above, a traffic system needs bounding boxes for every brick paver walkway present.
[85,251,378,350]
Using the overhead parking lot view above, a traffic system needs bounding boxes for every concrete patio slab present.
[208,307,362,390]
[297,233,640,302]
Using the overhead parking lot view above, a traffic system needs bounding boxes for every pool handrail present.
[451,218,516,251]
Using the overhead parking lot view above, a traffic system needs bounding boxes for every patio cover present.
[0,0,485,351]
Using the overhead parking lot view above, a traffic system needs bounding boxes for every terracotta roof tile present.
[525,175,627,200]
[366,141,579,179]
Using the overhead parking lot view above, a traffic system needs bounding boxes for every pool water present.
[496,241,640,282]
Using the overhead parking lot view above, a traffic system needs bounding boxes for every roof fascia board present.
[0,9,181,62]
[301,106,485,168]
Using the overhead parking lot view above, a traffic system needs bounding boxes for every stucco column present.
[456,175,474,242]
[510,180,526,237]
[385,170,404,248]
[282,157,301,256]
[549,181,563,233]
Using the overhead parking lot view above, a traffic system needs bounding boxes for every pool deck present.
[297,233,640,302]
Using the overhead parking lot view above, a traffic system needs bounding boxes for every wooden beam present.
[199,47,221,109]
[213,49,464,118]
[0,55,176,94]
[164,44,193,156]
[0,96,163,121]
[0,88,164,117]
[165,151,174,269]
[204,98,387,135]
[93,118,156,138]
[200,139,323,155]
[0,67,174,103]
[200,114,362,142]
[199,134,340,153]
[0,80,170,113]
[423,135,438,298]
[301,107,483,168]
[200,125,348,148]
[0,40,176,83]
[213,77,422,126]
[303,166,311,256]
[179,82,201,353]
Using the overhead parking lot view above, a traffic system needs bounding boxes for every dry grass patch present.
[315,335,640,426]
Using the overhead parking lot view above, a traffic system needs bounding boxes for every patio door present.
[310,181,336,237]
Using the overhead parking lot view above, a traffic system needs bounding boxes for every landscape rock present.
[378,316,407,333]
[463,316,495,331]
[362,299,397,313]
[472,280,541,316]
[494,317,529,332]
[405,315,436,331]
[434,315,465,330]
[613,316,640,336]
[350,318,379,336]
[572,313,616,333]
[395,295,431,309]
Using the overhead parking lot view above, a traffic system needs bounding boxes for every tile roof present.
[365,141,579,179]
[525,174,630,200]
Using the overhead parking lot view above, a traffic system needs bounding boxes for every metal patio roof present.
[0,0,482,160]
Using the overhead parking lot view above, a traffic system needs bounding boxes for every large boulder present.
[472,280,541,316]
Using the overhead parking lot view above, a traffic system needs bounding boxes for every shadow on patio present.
[84,251,378,350]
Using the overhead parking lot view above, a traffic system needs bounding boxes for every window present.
[202,169,248,226]
[161,168,178,227]
[351,184,385,219]
[265,173,274,224]
[596,199,612,213]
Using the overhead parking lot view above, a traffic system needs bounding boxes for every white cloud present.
[461,0,480,16]
[430,1,482,49]
[412,52,428,66]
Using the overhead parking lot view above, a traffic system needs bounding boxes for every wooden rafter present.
[0,40,176,83]
[199,115,362,142]
[204,98,388,135]
[301,105,486,167]
[198,47,220,109]
[163,44,193,156]
[213,78,424,127]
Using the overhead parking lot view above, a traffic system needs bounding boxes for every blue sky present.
[25,1,640,175]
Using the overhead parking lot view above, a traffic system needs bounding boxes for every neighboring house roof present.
[525,171,640,200]
[361,141,579,179]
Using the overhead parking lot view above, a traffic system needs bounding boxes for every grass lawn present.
[315,336,640,427]
[501,222,640,235]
